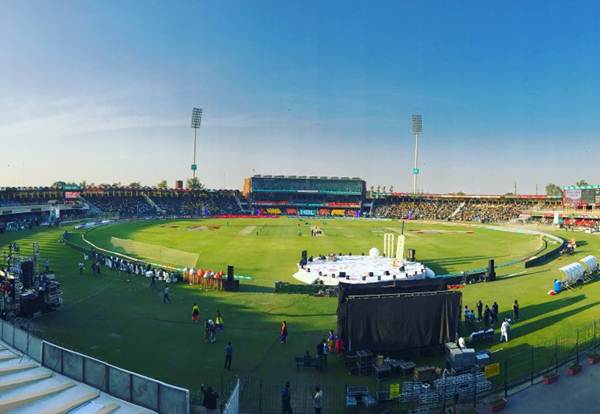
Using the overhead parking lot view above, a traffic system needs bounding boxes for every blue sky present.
[0,0,598,193]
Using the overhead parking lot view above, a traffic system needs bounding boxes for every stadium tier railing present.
[0,319,189,414]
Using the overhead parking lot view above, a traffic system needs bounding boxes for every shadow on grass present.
[498,268,549,281]
[512,302,599,338]
[460,296,588,335]
[424,255,488,274]
[240,284,275,293]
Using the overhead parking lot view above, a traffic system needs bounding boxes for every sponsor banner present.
[563,189,582,207]
[298,209,316,216]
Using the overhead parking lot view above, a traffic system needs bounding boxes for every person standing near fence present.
[224,341,233,370]
[281,381,293,414]
[492,301,499,325]
[201,385,219,414]
[313,386,323,414]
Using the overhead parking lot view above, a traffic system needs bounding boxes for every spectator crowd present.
[375,197,535,223]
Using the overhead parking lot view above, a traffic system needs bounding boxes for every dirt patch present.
[188,225,221,231]
[239,226,256,236]
[160,225,180,228]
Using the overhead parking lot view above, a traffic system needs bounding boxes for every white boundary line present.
[81,232,180,271]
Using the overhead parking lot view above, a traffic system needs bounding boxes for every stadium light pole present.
[190,108,203,179]
[411,114,422,194]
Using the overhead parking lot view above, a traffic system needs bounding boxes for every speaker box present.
[369,272,374,277]
[339,272,346,278]
[223,279,240,292]
[487,259,496,281]
[227,265,234,282]
[21,261,34,289]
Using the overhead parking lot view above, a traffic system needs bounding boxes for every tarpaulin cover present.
[337,278,451,305]
[580,255,598,272]
[337,290,462,352]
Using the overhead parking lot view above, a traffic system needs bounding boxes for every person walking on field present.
[149,271,157,289]
[500,319,510,342]
[192,303,200,323]
[513,300,519,321]
[313,386,323,414]
[215,309,224,330]
[224,341,233,370]
[280,321,288,344]
[476,300,483,322]
[163,286,171,304]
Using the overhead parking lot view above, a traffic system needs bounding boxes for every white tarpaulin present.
[580,255,599,272]
[293,255,434,286]
[560,263,585,285]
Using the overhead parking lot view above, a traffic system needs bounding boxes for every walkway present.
[488,360,600,413]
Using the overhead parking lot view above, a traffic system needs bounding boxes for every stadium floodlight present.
[190,108,203,179]
[411,114,422,194]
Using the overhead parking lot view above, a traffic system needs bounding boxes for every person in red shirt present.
[280,321,288,344]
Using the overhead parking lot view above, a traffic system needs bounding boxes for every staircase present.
[233,193,245,213]
[449,201,466,219]
[0,343,155,413]
[143,194,164,215]
[80,197,103,216]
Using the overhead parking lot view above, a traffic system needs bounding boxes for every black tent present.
[337,288,462,352]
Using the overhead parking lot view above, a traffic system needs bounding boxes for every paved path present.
[492,361,600,413]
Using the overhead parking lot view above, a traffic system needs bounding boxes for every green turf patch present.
[110,236,199,268]
[3,218,593,395]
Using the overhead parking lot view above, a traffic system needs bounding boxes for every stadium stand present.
[245,175,365,216]
[149,190,242,216]
[373,195,563,223]
[1,183,597,226]
[81,194,156,217]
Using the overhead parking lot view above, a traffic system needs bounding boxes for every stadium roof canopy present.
[562,185,600,190]
[252,175,363,181]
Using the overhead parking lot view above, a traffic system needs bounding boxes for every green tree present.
[186,177,204,190]
[128,182,142,189]
[51,181,66,189]
[545,183,562,196]
[576,179,589,187]
[157,180,168,189]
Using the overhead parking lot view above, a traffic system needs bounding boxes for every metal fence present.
[41,340,190,414]
[398,319,600,413]
[0,320,42,362]
[222,378,240,414]
[0,318,189,413]
[194,319,600,413]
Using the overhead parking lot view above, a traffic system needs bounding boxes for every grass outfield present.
[1,217,599,394]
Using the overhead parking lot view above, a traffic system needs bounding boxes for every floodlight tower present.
[411,114,422,194]
[190,107,203,179]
